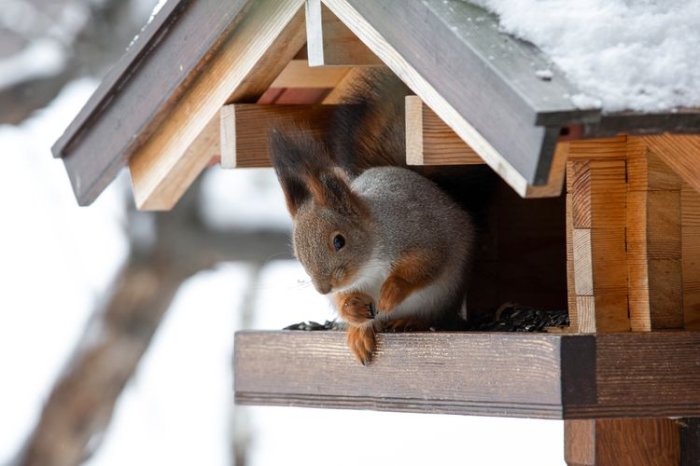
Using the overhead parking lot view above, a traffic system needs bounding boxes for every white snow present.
[199,168,292,233]
[468,0,700,112]
[85,264,252,466]
[0,78,128,463]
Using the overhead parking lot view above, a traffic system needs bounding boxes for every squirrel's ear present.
[268,128,313,216]
[309,170,369,219]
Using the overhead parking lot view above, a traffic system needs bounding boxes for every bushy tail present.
[325,69,410,176]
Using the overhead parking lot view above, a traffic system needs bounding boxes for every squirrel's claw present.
[347,325,376,365]
[337,292,375,325]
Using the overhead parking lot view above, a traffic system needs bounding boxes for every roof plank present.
[128,0,306,210]
[53,0,298,205]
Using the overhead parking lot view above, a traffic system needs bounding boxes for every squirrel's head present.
[269,128,375,294]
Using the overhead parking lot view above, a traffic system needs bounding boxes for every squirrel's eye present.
[333,234,346,251]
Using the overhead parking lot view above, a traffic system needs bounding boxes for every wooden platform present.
[234,330,700,420]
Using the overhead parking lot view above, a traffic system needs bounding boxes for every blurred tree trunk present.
[15,182,291,466]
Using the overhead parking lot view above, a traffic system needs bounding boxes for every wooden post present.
[566,137,629,333]
[564,135,699,466]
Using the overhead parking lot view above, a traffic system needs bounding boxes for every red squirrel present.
[269,70,491,364]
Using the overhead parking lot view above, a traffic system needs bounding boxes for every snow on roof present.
[468,0,700,113]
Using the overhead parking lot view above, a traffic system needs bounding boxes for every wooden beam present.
[234,330,700,419]
[321,0,588,198]
[220,104,336,168]
[305,0,382,67]
[128,0,306,210]
[405,96,484,166]
[270,59,350,88]
[626,138,684,331]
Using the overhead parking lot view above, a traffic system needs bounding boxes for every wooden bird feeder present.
[53,0,700,464]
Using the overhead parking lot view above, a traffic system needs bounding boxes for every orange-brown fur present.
[378,249,441,313]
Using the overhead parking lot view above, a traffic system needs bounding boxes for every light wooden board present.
[220,104,337,168]
[305,0,382,67]
[270,58,350,88]
[405,96,483,166]
[128,0,307,210]
[566,152,629,333]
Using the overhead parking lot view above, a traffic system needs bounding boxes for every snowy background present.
[26,0,700,464]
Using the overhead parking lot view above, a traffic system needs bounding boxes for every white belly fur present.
[335,254,459,322]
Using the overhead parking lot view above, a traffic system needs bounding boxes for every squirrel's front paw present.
[347,325,376,365]
[336,292,375,325]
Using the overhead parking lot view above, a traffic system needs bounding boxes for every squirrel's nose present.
[313,280,332,295]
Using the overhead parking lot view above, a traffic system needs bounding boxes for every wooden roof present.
[53,0,700,207]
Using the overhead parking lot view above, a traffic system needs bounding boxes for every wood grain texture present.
[683,183,700,330]
[626,143,685,331]
[306,0,381,67]
[128,0,306,210]
[405,96,483,166]
[566,151,629,334]
[220,104,336,168]
[235,331,700,419]
[270,59,350,88]
[236,331,567,418]
[644,134,700,194]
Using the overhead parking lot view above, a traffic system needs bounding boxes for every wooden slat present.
[305,0,382,67]
[405,96,483,165]
[128,0,306,210]
[270,59,350,88]
[220,104,336,168]
[322,0,593,197]
[626,140,685,331]
[234,330,700,419]
[566,147,629,333]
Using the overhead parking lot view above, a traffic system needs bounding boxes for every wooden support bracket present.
[128,0,306,210]
[305,0,382,67]
[220,104,336,168]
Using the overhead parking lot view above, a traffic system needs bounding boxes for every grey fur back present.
[352,166,475,277]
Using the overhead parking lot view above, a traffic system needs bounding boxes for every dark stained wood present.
[681,418,700,466]
[235,331,566,418]
[234,330,700,420]
[53,0,256,205]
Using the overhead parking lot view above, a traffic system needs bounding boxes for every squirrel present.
[268,70,490,365]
